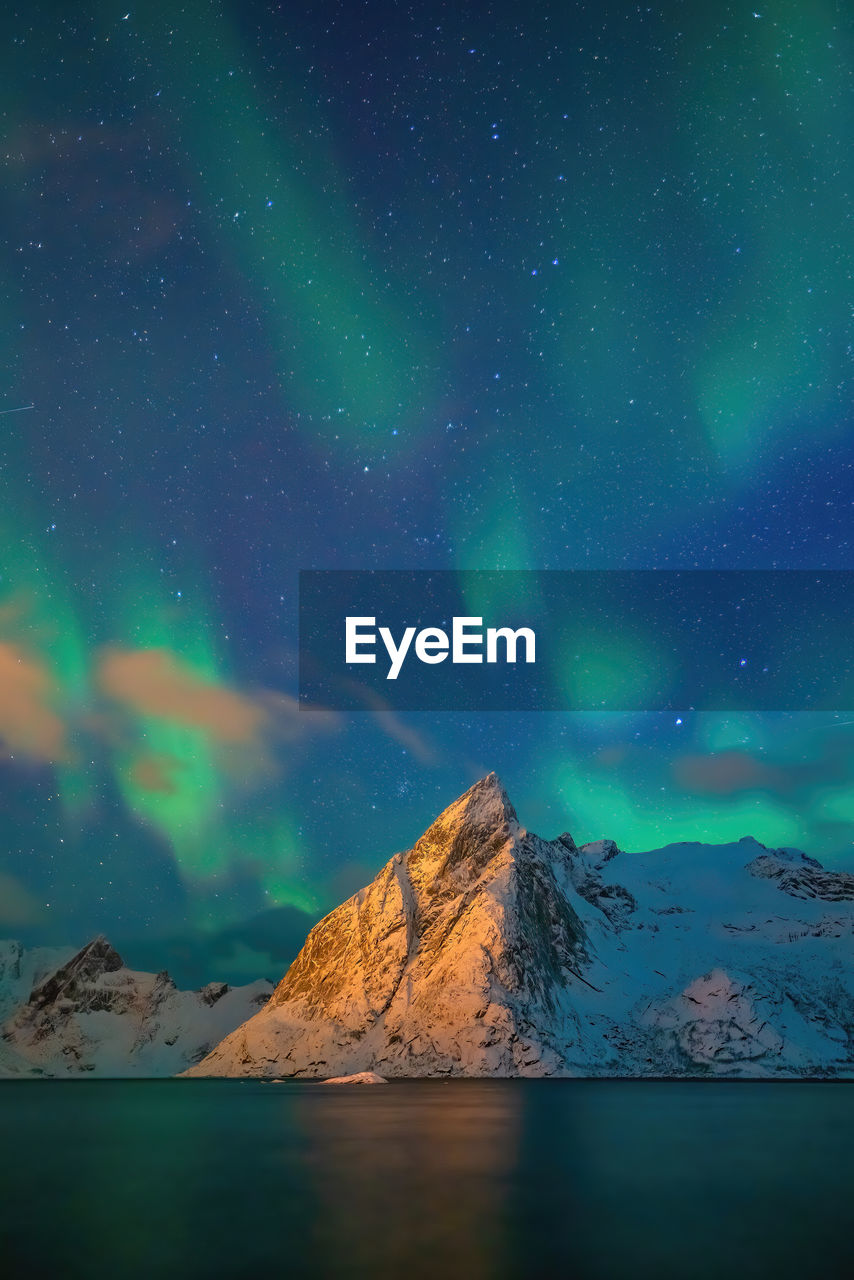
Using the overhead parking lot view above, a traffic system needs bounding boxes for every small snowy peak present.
[776,845,823,868]
[324,1071,388,1084]
[748,854,854,902]
[577,839,621,866]
[741,838,820,867]
[200,981,229,1006]
[0,938,274,1077]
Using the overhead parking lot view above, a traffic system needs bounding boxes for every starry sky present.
[1,0,853,986]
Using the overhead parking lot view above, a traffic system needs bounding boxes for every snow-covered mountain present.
[0,936,273,1076]
[186,773,854,1079]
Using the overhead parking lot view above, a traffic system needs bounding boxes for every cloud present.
[0,643,67,762]
[0,635,342,788]
[318,673,439,764]
[96,648,270,746]
[369,710,439,766]
[0,871,46,927]
[673,751,784,795]
[118,904,316,987]
[130,753,182,794]
[261,690,342,743]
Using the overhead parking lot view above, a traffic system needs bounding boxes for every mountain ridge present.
[0,935,273,1076]
[186,774,854,1079]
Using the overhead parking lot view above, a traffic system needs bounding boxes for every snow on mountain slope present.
[186,774,854,1079]
[0,936,273,1077]
[0,939,76,1021]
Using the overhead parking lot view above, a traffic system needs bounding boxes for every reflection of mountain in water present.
[1,1080,851,1278]
[295,1081,517,1279]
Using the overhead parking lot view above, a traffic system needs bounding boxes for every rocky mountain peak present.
[28,936,125,1011]
[407,772,521,887]
[185,777,854,1081]
[428,772,517,836]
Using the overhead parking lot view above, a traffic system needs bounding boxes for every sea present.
[0,1079,850,1279]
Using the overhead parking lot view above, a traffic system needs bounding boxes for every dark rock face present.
[564,840,637,929]
[748,854,854,902]
[27,937,125,1013]
[200,982,229,1007]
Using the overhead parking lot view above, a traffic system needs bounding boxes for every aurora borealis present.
[1,0,853,984]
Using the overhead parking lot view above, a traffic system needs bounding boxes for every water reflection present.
[292,1081,518,1279]
[0,1080,851,1279]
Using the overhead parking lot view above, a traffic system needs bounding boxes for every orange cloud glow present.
[130,753,182,794]
[96,648,269,746]
[673,751,783,795]
[0,643,66,762]
[0,871,46,927]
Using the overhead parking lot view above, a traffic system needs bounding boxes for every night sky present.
[2,0,853,986]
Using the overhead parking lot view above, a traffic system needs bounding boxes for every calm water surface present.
[0,1079,850,1279]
